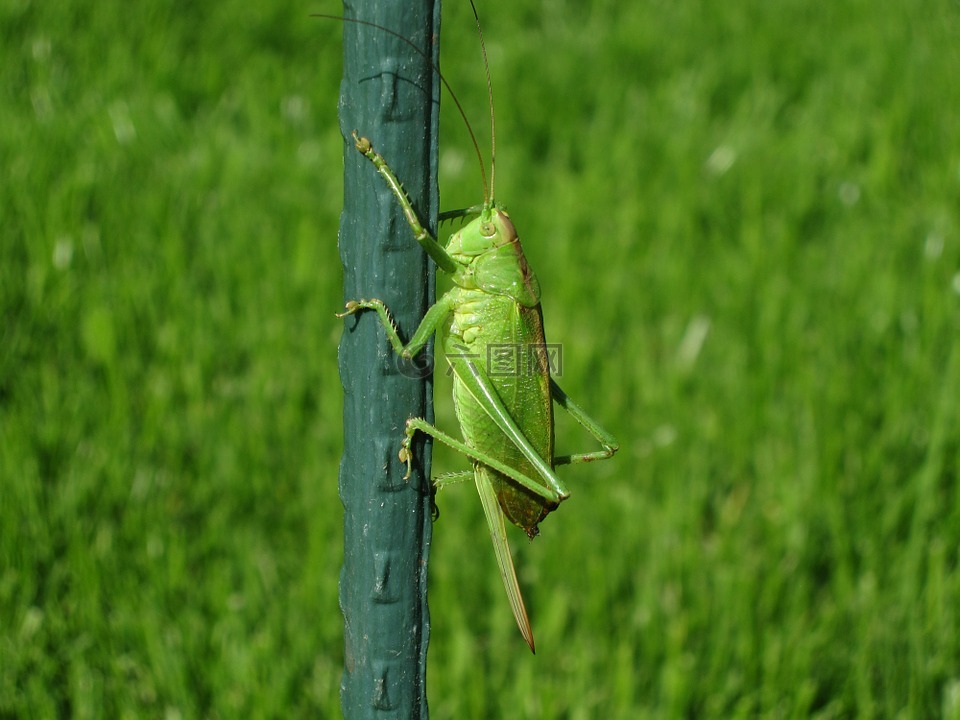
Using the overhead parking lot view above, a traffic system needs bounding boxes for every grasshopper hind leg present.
[397,419,541,652]
[398,418,564,507]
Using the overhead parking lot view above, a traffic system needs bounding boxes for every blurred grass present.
[2,0,959,717]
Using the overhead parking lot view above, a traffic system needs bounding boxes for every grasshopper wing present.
[475,465,536,653]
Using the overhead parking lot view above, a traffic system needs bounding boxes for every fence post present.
[337,1,440,718]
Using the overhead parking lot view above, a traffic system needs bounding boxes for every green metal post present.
[338,1,440,718]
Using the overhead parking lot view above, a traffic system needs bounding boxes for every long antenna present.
[314,13,490,205]
[469,0,496,204]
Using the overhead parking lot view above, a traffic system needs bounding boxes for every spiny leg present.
[398,418,563,506]
[433,470,473,489]
[337,292,456,360]
[450,358,569,500]
[352,132,457,274]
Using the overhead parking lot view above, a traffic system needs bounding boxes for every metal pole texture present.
[338,1,440,718]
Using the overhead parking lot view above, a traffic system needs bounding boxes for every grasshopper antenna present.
[468,0,496,205]
[314,13,490,206]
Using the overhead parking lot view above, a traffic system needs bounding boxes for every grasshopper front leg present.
[351,132,457,274]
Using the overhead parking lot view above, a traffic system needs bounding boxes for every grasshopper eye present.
[480,222,496,238]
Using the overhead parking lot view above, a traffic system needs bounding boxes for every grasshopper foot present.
[398,417,423,480]
[335,300,362,318]
[398,442,413,480]
[352,131,372,155]
[336,299,386,318]
[397,442,413,480]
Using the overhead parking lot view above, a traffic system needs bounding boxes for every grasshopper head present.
[447,206,541,307]
[447,206,517,259]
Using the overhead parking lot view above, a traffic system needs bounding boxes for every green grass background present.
[3,0,960,717]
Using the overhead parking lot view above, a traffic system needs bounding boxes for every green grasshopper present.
[336,2,618,653]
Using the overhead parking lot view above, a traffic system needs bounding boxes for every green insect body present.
[446,208,560,533]
[337,6,618,653]
[340,135,618,652]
